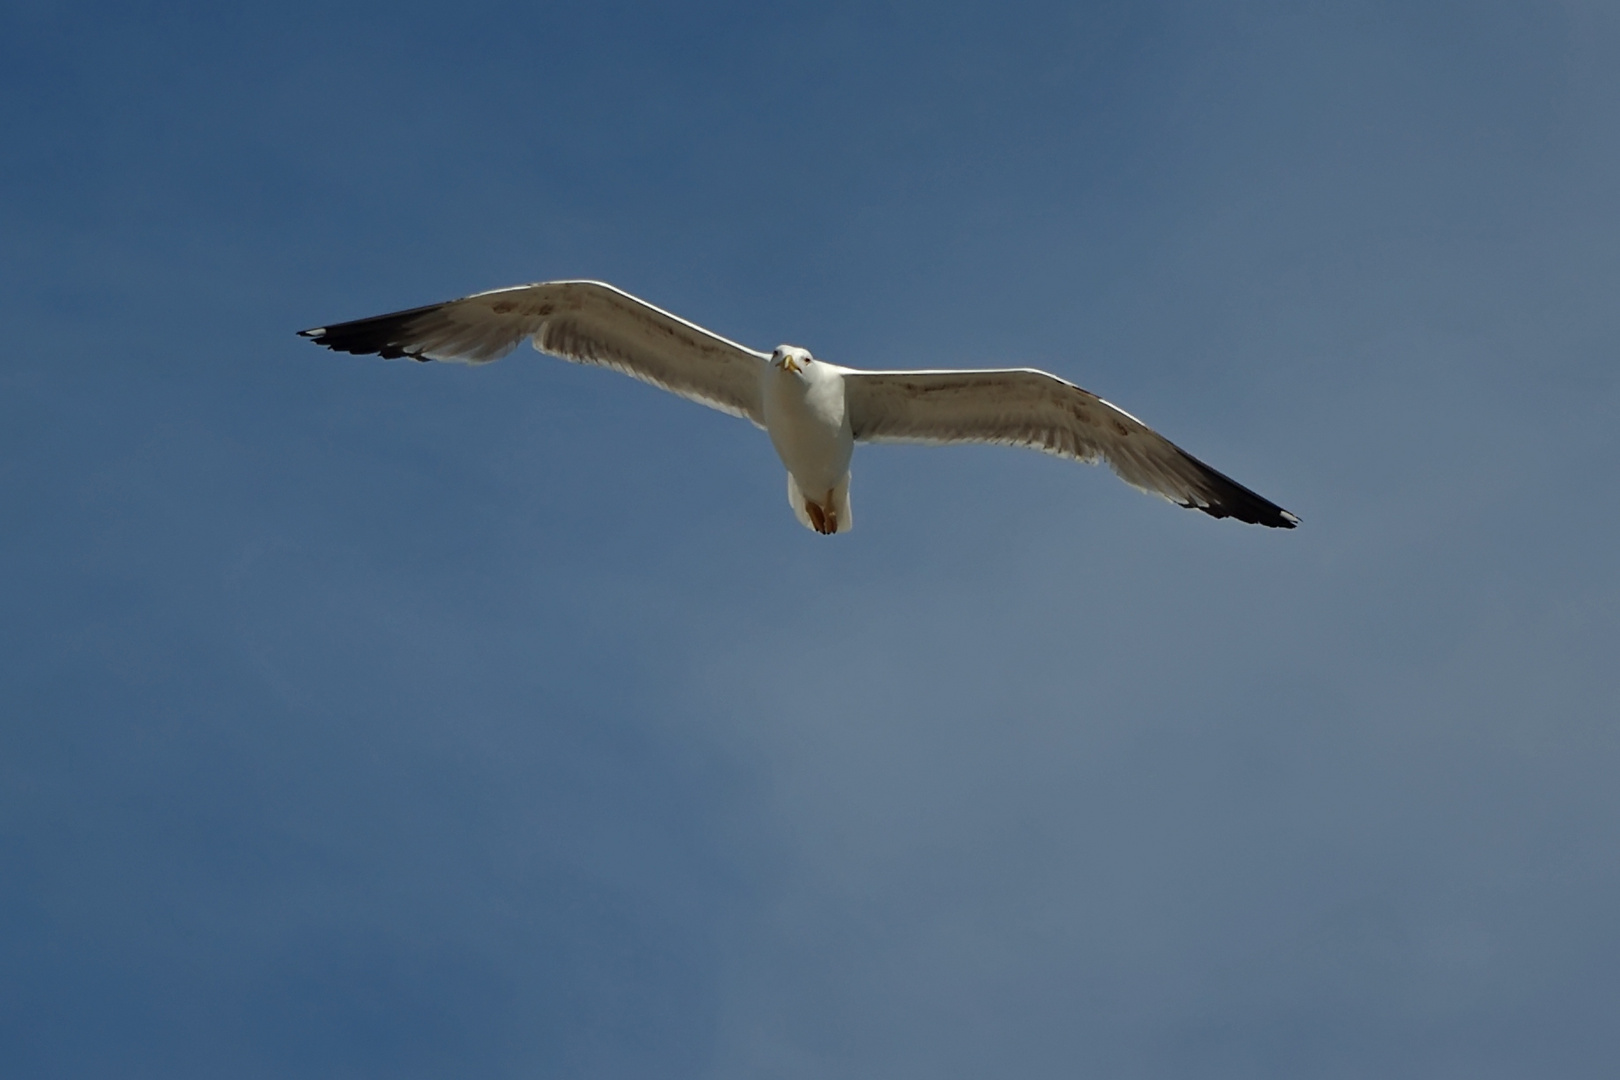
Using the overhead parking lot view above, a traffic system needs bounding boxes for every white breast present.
[761,362,854,492]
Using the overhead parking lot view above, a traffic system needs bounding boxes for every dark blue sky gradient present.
[3,2,1618,1076]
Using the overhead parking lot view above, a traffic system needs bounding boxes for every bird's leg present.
[822,489,838,534]
[805,500,828,534]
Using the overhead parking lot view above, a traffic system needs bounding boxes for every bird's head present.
[772,345,814,375]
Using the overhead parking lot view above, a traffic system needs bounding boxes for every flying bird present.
[299,280,1297,534]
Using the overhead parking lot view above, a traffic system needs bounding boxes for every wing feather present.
[299,280,768,424]
[843,368,1298,527]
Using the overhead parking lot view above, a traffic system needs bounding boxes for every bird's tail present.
[787,473,853,535]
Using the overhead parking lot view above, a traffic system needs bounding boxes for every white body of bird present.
[761,346,854,534]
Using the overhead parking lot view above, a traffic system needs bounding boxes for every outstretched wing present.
[299,280,769,424]
[842,367,1297,527]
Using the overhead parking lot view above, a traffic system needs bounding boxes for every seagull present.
[299,280,1298,533]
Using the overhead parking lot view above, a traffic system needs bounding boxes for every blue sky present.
[3,1,1617,1076]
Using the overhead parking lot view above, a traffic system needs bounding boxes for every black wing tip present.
[1174,451,1299,528]
[1184,501,1299,528]
[1184,488,1299,528]
[295,307,438,361]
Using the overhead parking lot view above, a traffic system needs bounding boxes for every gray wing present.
[299,280,768,424]
[842,368,1298,527]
